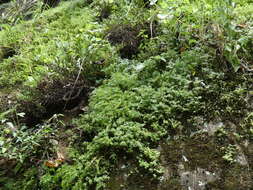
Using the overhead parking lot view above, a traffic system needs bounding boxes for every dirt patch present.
[18,78,91,126]
[98,4,112,21]
[107,24,142,59]
[0,46,16,60]
[0,94,14,111]
[107,23,156,59]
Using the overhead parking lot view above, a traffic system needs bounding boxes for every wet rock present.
[106,160,160,190]
[236,152,248,166]
[245,91,253,107]
[158,134,253,189]
[235,145,249,166]
[106,124,252,190]
[179,167,218,190]
[203,121,224,136]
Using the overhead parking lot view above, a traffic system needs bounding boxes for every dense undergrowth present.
[0,0,253,189]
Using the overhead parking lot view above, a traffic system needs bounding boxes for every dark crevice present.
[107,23,157,59]
[98,5,112,21]
[42,0,61,9]
[0,46,16,60]
[0,0,11,4]
[18,78,91,127]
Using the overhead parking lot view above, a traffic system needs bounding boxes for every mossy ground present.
[0,0,253,189]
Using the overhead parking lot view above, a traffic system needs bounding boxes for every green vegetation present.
[0,0,252,189]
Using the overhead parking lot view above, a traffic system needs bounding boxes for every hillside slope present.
[0,0,252,189]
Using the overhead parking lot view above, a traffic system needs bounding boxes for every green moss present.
[0,0,115,88]
[0,0,253,189]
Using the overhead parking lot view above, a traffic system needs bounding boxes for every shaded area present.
[19,78,91,126]
[107,24,142,59]
[160,133,252,190]
[106,160,159,190]
[98,4,112,21]
[107,23,156,59]
[43,0,61,8]
[0,0,11,4]
[0,46,16,60]
[107,132,252,190]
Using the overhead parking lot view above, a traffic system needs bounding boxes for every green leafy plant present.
[0,111,63,163]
